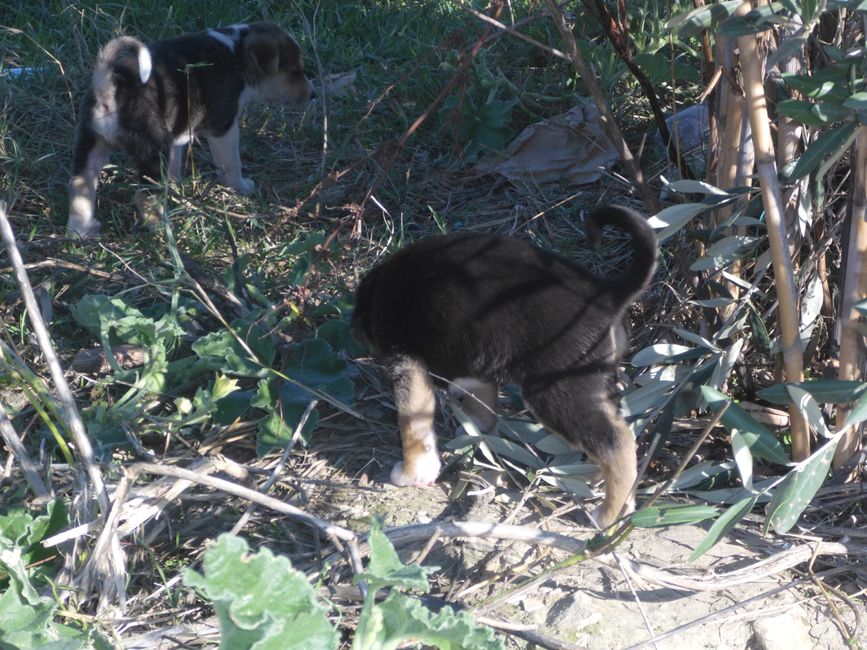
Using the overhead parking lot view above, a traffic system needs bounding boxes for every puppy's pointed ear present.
[246,34,279,76]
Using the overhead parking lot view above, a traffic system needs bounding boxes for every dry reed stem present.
[834,124,867,469]
[736,11,810,461]
[0,401,50,498]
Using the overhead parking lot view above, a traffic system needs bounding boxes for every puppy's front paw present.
[67,214,101,239]
[230,176,256,196]
[391,453,442,487]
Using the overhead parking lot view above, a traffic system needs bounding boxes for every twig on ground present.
[128,460,363,575]
[228,399,319,537]
[0,401,51,498]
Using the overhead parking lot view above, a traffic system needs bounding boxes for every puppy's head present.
[243,23,313,105]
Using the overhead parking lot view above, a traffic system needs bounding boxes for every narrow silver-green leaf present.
[631,504,719,528]
[688,495,757,561]
[764,435,841,534]
[787,121,857,180]
[700,386,790,466]
[758,380,867,405]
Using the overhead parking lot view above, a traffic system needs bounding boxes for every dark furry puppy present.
[352,205,657,526]
[68,22,313,237]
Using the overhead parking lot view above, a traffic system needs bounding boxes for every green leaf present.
[717,3,791,38]
[747,304,772,355]
[689,235,761,272]
[785,121,857,180]
[778,99,851,126]
[764,435,841,534]
[786,385,831,438]
[359,592,503,650]
[631,344,694,367]
[842,91,867,109]
[666,0,741,37]
[700,386,790,466]
[631,504,719,528]
[688,495,757,561]
[647,203,713,242]
[358,520,435,593]
[183,534,338,650]
[758,380,867,405]
[254,339,356,455]
[192,315,276,378]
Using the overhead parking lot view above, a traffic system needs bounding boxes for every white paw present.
[591,497,635,528]
[391,452,442,487]
[225,175,256,195]
[67,213,100,239]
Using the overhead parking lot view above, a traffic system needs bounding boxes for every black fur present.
[352,205,657,520]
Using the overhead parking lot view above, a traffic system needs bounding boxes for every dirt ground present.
[318,478,865,650]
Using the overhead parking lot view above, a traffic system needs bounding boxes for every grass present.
[0,0,729,645]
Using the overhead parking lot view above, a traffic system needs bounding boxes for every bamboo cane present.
[737,8,810,462]
[833,125,867,470]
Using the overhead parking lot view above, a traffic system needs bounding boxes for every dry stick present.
[0,203,111,513]
[457,1,570,61]
[0,402,50,498]
[833,124,867,469]
[228,399,319,537]
[360,0,506,211]
[128,461,363,575]
[737,10,810,461]
[624,567,854,650]
[544,0,659,213]
[583,0,694,180]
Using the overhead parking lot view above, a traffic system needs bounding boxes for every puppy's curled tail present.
[92,36,152,106]
[585,204,658,305]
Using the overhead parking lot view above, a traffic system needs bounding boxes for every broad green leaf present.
[538,474,595,498]
[690,236,761,272]
[843,91,867,109]
[786,121,857,180]
[764,435,841,534]
[731,430,754,491]
[758,380,867,405]
[844,388,867,427]
[446,433,543,470]
[717,3,788,37]
[357,520,435,593]
[673,328,720,351]
[631,504,719,528]
[631,344,694,367]
[688,495,757,561]
[666,180,730,196]
[783,68,850,101]
[747,305,772,355]
[533,433,574,455]
[708,338,744,392]
[183,534,338,650]
[666,0,741,37]
[192,317,276,378]
[786,385,831,438]
[647,203,713,241]
[700,387,790,466]
[356,592,503,650]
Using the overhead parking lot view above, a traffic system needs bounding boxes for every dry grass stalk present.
[713,26,748,323]
[0,401,50,498]
[833,125,867,470]
[543,0,660,212]
[736,12,810,461]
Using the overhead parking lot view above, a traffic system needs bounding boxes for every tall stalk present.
[737,6,810,462]
[834,125,867,470]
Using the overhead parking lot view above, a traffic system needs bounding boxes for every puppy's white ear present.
[246,36,279,76]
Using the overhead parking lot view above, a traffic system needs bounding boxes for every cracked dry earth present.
[322,481,865,650]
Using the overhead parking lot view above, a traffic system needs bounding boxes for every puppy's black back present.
[353,205,657,388]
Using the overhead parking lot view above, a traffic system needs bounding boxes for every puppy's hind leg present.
[387,355,441,487]
[525,386,637,528]
[207,121,255,195]
[450,378,498,433]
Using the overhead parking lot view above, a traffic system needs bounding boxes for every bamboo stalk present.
[544,0,659,212]
[737,10,810,461]
[833,125,867,470]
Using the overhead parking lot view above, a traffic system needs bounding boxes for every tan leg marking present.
[390,357,441,486]
[586,404,637,527]
[450,377,498,432]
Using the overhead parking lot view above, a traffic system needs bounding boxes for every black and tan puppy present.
[352,205,657,527]
[68,22,314,237]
